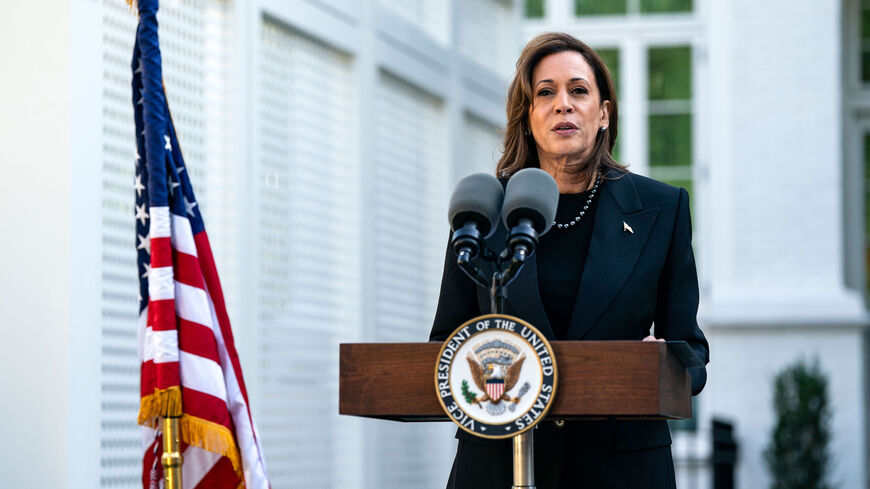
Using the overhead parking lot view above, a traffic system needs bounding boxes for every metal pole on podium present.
[162,416,183,489]
[513,430,535,489]
[492,277,535,489]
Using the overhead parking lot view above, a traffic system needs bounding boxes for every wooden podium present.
[340,340,695,488]
[339,340,692,421]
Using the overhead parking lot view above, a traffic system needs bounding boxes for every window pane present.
[575,0,627,16]
[641,0,692,14]
[526,0,545,18]
[865,133,870,292]
[648,46,692,100]
[649,114,692,167]
[863,6,870,83]
[597,48,620,93]
[596,48,621,162]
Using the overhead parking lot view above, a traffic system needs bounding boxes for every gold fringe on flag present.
[138,386,183,425]
[180,414,245,483]
[138,388,246,484]
[138,390,245,484]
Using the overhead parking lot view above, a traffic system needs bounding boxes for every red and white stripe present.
[139,206,269,488]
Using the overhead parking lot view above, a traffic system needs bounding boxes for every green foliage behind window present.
[862,2,870,82]
[526,0,545,18]
[641,0,692,13]
[596,48,621,162]
[865,133,870,292]
[575,0,627,16]
[648,47,692,100]
[596,48,620,93]
[649,114,691,167]
[648,46,692,191]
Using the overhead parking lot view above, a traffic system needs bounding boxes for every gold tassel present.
[138,386,183,426]
[138,388,245,483]
[180,414,245,482]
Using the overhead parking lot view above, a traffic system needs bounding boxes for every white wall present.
[702,0,869,488]
[0,0,517,487]
[705,0,864,323]
[0,1,73,487]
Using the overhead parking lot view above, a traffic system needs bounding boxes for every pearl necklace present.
[553,169,602,230]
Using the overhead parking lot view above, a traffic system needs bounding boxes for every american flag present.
[132,1,269,487]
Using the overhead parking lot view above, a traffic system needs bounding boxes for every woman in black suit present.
[429,32,709,489]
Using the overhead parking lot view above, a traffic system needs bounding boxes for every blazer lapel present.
[565,174,659,340]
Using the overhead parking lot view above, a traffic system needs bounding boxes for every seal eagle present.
[466,353,525,406]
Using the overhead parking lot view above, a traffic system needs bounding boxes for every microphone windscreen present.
[502,168,559,235]
[448,173,505,238]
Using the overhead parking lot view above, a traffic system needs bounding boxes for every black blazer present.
[429,171,709,489]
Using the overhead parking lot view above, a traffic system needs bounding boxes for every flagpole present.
[162,416,183,489]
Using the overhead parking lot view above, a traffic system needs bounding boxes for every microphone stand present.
[455,244,536,489]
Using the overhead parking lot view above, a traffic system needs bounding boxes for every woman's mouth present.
[552,122,578,135]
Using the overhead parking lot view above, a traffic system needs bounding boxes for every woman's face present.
[528,51,610,165]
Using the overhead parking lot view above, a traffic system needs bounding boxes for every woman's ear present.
[599,100,611,127]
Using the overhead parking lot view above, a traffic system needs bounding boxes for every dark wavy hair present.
[497,32,627,183]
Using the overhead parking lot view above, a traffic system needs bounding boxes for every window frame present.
[844,0,870,296]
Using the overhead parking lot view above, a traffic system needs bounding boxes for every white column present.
[0,1,74,487]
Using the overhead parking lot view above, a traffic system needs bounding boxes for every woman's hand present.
[642,335,665,342]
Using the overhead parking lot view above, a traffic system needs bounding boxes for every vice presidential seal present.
[435,314,558,439]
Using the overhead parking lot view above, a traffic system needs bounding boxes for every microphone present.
[501,168,558,258]
[448,173,505,261]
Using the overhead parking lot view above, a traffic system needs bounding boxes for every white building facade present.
[3,0,869,488]
[0,0,518,487]
[526,0,870,487]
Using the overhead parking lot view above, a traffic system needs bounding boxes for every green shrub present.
[764,358,832,489]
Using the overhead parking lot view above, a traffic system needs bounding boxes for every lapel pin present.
[623,221,633,234]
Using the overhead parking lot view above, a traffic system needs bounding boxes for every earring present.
[599,126,607,133]
[524,129,531,136]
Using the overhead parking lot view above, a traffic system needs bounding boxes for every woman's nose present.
[555,93,573,113]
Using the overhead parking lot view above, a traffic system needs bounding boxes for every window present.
[575,0,691,17]
[648,46,692,195]
[865,133,870,292]
[596,48,621,162]
[863,0,870,83]
[640,0,691,14]
[526,0,544,18]
[575,0,626,16]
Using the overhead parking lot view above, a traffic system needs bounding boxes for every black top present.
[536,186,601,339]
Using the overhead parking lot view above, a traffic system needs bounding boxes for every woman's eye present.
[571,87,588,95]
[537,88,553,96]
